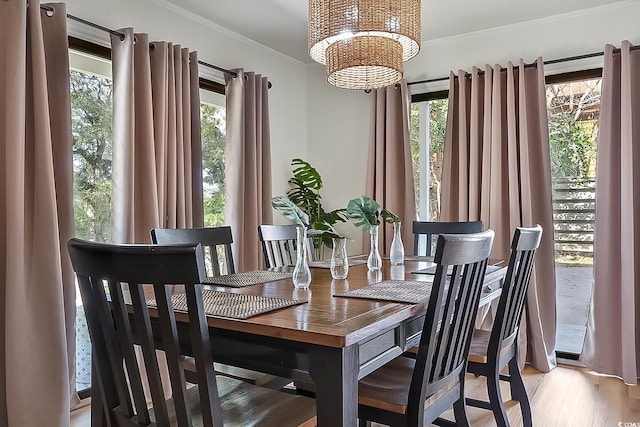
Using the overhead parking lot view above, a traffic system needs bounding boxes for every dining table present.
[162,256,507,427]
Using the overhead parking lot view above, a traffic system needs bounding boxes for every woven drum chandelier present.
[308,0,421,90]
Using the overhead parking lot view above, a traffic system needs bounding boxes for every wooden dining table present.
[93,255,505,426]
[171,256,506,427]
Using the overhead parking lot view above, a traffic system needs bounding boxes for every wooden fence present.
[552,177,595,259]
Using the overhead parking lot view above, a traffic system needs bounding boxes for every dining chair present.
[258,224,300,268]
[151,226,235,276]
[67,238,316,427]
[151,226,290,389]
[357,229,495,427]
[466,225,543,427]
[412,220,483,256]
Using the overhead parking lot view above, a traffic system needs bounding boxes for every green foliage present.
[346,196,382,232]
[201,103,226,227]
[271,196,309,227]
[546,81,599,180]
[286,158,347,228]
[548,112,595,179]
[409,99,448,221]
[307,222,350,240]
[281,158,347,250]
[70,70,113,242]
[381,209,400,224]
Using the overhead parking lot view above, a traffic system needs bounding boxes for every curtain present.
[366,80,417,254]
[441,59,557,372]
[582,41,640,385]
[225,69,272,272]
[1,1,76,425]
[111,29,203,245]
[110,29,203,402]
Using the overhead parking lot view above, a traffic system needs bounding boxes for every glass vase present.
[367,224,382,271]
[330,237,349,279]
[292,226,312,289]
[389,221,405,265]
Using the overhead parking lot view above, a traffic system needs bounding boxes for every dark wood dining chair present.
[67,238,316,427]
[412,220,483,256]
[151,226,290,389]
[357,229,495,427]
[466,225,543,427]
[258,224,299,268]
[151,226,235,276]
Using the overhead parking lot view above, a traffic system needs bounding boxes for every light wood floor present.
[70,363,640,426]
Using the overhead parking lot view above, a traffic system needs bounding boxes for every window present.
[200,90,226,227]
[546,74,601,358]
[69,48,113,395]
[409,97,448,221]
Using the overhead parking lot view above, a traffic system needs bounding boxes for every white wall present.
[306,65,371,251]
[64,0,308,198]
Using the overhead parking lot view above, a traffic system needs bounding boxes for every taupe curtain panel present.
[442,58,557,372]
[1,1,77,425]
[111,29,204,245]
[582,41,640,385]
[225,69,273,272]
[366,80,417,254]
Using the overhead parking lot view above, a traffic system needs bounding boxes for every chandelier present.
[308,0,421,90]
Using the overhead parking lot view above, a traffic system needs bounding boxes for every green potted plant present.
[272,195,350,280]
[282,158,348,258]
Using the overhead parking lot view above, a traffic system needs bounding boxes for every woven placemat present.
[308,259,368,269]
[334,280,434,304]
[148,289,305,320]
[202,270,293,287]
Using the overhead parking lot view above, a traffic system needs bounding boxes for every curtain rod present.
[39,4,245,81]
[407,45,640,86]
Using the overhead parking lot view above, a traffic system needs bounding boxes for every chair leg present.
[452,396,470,427]
[508,358,532,427]
[487,369,509,427]
[358,419,371,427]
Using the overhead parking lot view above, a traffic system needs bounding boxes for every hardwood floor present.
[70,364,640,426]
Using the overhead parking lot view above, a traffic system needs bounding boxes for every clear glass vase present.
[389,221,405,265]
[330,237,349,279]
[367,224,382,271]
[292,226,312,289]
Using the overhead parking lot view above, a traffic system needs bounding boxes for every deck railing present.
[552,177,595,259]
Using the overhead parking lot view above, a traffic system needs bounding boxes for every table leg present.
[309,345,359,426]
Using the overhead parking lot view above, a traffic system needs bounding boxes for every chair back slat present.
[408,230,494,415]
[151,226,235,276]
[412,220,483,256]
[493,226,543,349]
[68,238,221,427]
[258,224,313,268]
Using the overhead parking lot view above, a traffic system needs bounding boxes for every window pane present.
[546,77,600,357]
[70,58,113,395]
[71,69,113,243]
[410,98,448,222]
[201,102,226,227]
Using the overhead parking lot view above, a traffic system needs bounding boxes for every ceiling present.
[165,0,628,63]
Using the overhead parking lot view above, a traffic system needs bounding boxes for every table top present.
[192,258,505,349]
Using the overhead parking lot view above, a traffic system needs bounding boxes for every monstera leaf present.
[290,158,323,190]
[271,196,309,227]
[381,209,401,224]
[346,196,382,232]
